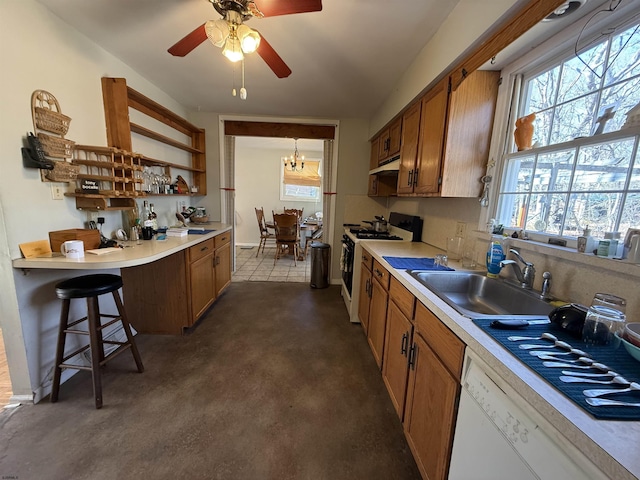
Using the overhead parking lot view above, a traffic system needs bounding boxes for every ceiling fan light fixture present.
[205,19,230,47]
[222,32,244,62]
[236,24,261,53]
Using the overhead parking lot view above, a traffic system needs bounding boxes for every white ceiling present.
[35,0,459,119]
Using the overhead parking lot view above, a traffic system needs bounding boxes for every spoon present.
[586,398,640,407]
[559,375,629,385]
[529,349,590,358]
[560,370,618,378]
[519,340,572,350]
[584,382,640,398]
[542,360,611,371]
[508,333,558,342]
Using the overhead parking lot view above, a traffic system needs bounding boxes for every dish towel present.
[382,256,454,271]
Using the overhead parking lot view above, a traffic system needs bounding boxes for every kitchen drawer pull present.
[200,246,209,252]
[408,343,417,370]
[401,332,409,356]
[374,268,383,278]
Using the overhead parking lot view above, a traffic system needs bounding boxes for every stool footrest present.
[99,344,132,366]
[61,344,91,364]
[59,363,92,372]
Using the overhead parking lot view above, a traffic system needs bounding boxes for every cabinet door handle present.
[407,169,413,186]
[215,255,220,265]
[408,343,417,370]
[413,168,419,186]
[400,332,409,356]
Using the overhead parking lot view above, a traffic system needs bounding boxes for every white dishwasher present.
[448,350,607,480]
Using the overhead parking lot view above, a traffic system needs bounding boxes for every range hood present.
[369,155,400,175]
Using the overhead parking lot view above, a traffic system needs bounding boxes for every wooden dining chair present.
[255,207,275,257]
[273,213,300,266]
[284,208,304,223]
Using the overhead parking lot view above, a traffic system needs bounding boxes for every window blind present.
[283,160,321,187]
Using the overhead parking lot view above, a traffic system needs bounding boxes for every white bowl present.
[624,322,640,348]
[620,335,640,363]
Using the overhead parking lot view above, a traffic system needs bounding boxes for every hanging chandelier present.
[283,138,304,171]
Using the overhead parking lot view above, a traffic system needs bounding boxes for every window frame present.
[486,10,640,247]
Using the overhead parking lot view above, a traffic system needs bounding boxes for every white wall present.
[234,145,323,245]
[0,0,205,401]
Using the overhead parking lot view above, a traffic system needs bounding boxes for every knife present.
[490,319,551,329]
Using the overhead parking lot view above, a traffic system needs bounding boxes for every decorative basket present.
[190,215,210,224]
[33,106,71,135]
[44,160,80,183]
[31,90,71,135]
[37,132,75,158]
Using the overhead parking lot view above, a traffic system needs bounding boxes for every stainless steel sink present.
[408,271,554,320]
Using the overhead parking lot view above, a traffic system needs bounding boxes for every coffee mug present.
[141,226,154,240]
[60,240,84,259]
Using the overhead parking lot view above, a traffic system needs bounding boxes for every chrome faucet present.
[500,249,536,289]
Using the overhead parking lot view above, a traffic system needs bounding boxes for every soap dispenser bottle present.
[486,235,506,278]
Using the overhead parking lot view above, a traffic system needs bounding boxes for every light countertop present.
[12,224,232,271]
[359,240,639,480]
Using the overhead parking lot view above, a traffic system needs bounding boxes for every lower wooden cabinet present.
[404,333,460,480]
[214,231,232,297]
[122,231,232,335]
[404,301,465,480]
[382,299,413,419]
[367,260,390,368]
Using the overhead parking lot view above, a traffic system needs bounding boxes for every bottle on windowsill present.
[577,226,595,254]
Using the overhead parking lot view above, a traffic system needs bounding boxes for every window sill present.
[471,230,640,279]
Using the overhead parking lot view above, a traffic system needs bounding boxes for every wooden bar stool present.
[51,274,144,409]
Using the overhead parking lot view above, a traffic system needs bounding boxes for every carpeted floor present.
[0,282,420,480]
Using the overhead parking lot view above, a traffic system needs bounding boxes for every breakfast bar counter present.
[12,224,232,271]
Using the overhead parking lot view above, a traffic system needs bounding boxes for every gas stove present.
[349,228,404,240]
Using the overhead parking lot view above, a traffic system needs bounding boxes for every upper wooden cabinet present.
[397,70,499,197]
[377,117,402,163]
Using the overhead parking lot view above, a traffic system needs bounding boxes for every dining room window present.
[281,159,321,202]
[495,17,640,241]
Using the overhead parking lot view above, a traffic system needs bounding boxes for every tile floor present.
[233,245,311,283]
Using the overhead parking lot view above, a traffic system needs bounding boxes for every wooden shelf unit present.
[101,77,207,196]
[66,144,144,211]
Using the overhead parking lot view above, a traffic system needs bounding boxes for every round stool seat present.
[55,274,123,299]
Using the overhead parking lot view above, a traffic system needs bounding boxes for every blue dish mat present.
[473,318,640,420]
[382,256,454,271]
[188,229,216,234]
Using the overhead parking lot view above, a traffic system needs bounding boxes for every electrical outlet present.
[50,185,64,200]
[87,211,99,222]
[455,222,466,238]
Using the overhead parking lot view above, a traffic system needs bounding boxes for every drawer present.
[371,259,390,290]
[415,301,465,380]
[188,238,214,263]
[389,276,415,319]
[215,231,231,249]
[361,248,373,270]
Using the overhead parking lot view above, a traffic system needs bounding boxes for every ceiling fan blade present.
[168,23,207,57]
[255,0,322,17]
[256,35,292,78]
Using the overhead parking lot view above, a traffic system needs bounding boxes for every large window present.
[496,20,640,240]
[280,159,322,202]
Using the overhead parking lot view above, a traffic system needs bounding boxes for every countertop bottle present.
[486,235,506,278]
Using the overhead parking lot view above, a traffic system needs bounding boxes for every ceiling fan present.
[168,0,323,78]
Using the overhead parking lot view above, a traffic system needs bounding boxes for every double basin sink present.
[408,271,554,320]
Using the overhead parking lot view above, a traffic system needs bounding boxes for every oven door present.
[341,235,355,295]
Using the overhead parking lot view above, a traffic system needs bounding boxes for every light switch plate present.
[455,222,466,238]
[50,185,64,200]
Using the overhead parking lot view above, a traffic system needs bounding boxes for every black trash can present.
[310,242,330,289]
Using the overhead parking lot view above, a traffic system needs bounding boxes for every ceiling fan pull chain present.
[240,58,247,100]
